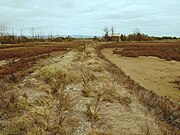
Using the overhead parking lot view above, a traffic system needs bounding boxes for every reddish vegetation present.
[0,41,87,77]
[0,44,31,49]
[0,42,84,60]
[113,45,180,61]
[0,46,67,60]
[0,57,39,76]
[101,42,180,61]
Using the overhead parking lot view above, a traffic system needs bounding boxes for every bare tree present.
[133,28,141,34]
[103,27,109,36]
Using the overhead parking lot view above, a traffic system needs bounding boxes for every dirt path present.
[0,46,162,134]
[102,48,180,102]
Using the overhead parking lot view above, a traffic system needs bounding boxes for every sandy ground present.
[102,48,180,102]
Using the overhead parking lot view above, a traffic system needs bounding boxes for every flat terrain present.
[102,48,180,102]
[0,42,179,134]
[112,44,180,61]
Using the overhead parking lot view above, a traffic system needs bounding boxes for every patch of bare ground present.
[0,44,164,134]
[102,48,180,102]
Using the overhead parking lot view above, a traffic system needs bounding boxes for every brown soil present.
[102,48,180,102]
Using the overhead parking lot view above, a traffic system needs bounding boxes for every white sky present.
[0,0,180,36]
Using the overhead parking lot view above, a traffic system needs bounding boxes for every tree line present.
[0,25,179,44]
[101,27,179,42]
[0,25,75,44]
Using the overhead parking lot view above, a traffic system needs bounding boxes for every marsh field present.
[0,41,180,134]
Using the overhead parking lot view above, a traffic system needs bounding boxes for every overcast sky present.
[0,0,180,36]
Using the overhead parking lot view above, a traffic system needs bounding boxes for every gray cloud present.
[0,0,180,36]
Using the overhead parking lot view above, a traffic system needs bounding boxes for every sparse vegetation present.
[82,87,92,97]
[117,96,131,106]
[100,87,118,103]
[84,94,101,123]
[86,127,112,135]
[0,41,179,134]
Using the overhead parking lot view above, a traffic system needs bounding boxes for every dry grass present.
[84,94,101,123]
[81,74,97,97]
[82,87,92,97]
[100,87,118,103]
[86,128,112,135]
[0,79,7,91]
[0,83,74,135]
[50,91,73,134]
[0,89,28,119]
[39,61,80,89]
[0,52,77,135]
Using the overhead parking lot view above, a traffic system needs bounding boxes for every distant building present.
[110,33,121,42]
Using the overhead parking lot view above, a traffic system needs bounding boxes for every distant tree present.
[120,34,127,41]
[136,32,142,41]
[103,27,109,37]
[127,31,153,41]
[66,35,74,42]
[133,28,141,34]
[103,27,111,41]
[93,36,98,41]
